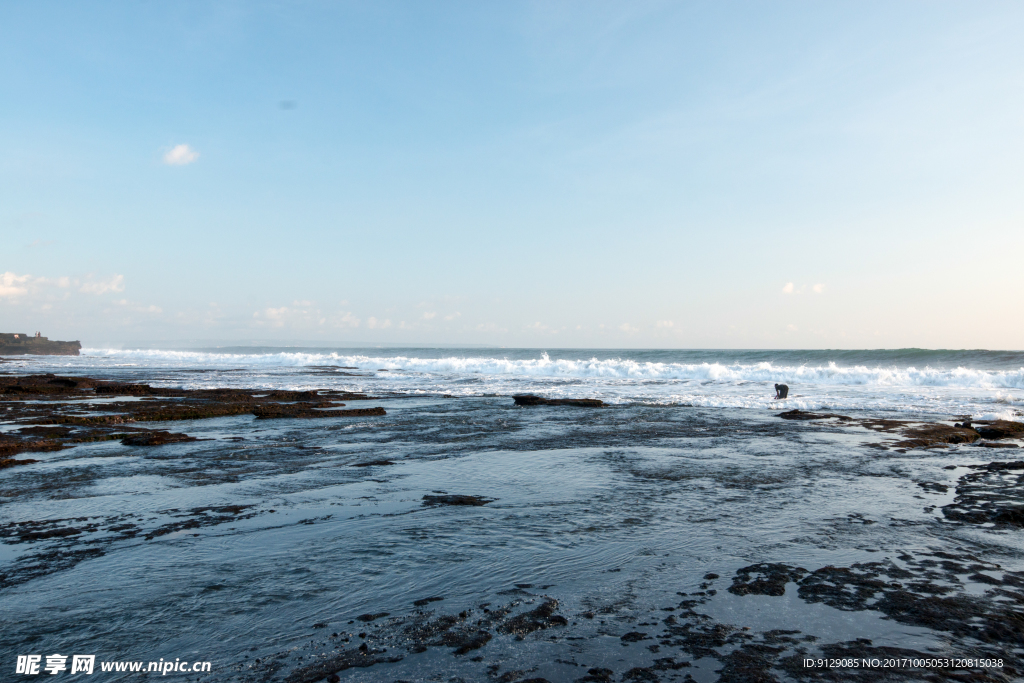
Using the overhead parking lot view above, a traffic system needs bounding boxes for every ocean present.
[1,348,1022,682]
[19,346,1024,419]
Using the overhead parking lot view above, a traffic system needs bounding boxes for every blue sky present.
[3,1,1023,348]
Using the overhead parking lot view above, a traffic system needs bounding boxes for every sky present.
[2,1,1023,349]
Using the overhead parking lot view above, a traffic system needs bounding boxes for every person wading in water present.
[774,383,789,399]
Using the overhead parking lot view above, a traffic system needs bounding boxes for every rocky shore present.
[0,373,387,469]
[2,372,1023,683]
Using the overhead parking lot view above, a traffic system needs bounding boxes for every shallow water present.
[1,350,1022,682]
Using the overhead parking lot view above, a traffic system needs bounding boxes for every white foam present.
[43,349,1021,420]
[81,349,1024,389]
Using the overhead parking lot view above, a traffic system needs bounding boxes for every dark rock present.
[729,563,807,596]
[282,646,402,683]
[253,404,386,419]
[355,612,389,622]
[422,495,495,507]
[121,431,198,447]
[893,424,981,449]
[777,409,851,421]
[352,459,396,467]
[621,631,648,642]
[497,599,568,635]
[512,395,604,407]
[413,596,444,607]
[0,333,81,356]
[440,628,492,655]
[976,420,1024,440]
[0,457,40,469]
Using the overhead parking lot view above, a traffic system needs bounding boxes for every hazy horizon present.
[4,1,1023,350]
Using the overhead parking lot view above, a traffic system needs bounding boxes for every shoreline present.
[1,372,1023,682]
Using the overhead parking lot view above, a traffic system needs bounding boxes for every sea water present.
[1,348,1022,682]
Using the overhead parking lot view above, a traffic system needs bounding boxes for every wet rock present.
[715,643,785,683]
[121,431,198,447]
[355,612,389,622]
[440,628,492,655]
[576,668,613,682]
[16,426,74,437]
[943,460,1024,527]
[352,459,396,467]
[253,404,386,419]
[0,435,64,459]
[975,420,1024,440]
[728,563,807,596]
[622,667,659,681]
[0,457,40,469]
[422,495,495,506]
[413,596,444,607]
[893,424,980,449]
[777,410,851,421]
[497,599,568,635]
[512,395,605,407]
[282,646,403,683]
[620,631,648,642]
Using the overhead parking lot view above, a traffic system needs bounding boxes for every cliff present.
[0,333,81,356]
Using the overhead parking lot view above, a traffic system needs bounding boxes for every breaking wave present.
[80,349,1024,390]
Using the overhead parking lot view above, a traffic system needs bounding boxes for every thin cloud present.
[0,272,31,298]
[655,320,674,328]
[163,144,199,166]
[812,283,825,294]
[782,282,795,294]
[79,275,125,295]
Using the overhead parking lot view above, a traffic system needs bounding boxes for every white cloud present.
[444,312,461,321]
[163,144,199,166]
[782,282,795,294]
[655,320,674,328]
[422,311,436,320]
[812,283,825,294]
[79,274,125,295]
[257,307,289,327]
[335,311,360,328]
[619,323,638,333]
[0,272,31,298]
[367,317,392,329]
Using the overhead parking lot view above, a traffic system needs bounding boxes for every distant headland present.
[0,332,81,356]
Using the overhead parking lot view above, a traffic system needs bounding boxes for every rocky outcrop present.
[422,494,494,506]
[0,373,389,463]
[0,333,81,356]
[121,431,199,447]
[512,395,604,407]
[975,420,1024,440]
